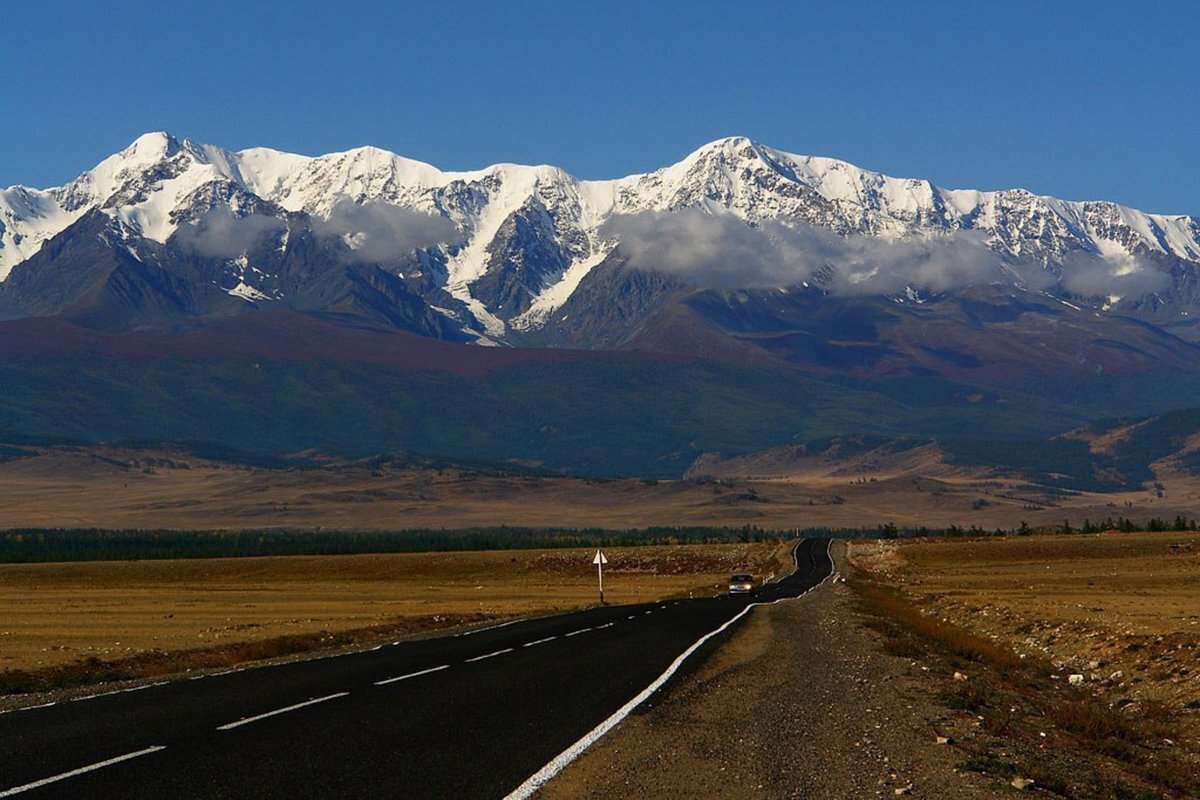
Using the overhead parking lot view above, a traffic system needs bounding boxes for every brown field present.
[848,532,1200,758]
[1,444,1197,531]
[0,542,788,680]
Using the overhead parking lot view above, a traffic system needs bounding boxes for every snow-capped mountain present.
[3,132,1200,357]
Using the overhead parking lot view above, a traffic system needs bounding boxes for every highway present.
[0,538,832,798]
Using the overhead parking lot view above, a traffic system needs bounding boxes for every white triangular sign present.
[593,550,608,565]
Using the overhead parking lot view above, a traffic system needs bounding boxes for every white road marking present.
[563,628,592,637]
[596,623,615,629]
[465,648,514,663]
[374,665,450,685]
[69,682,167,703]
[627,615,636,620]
[216,692,349,731]
[643,611,653,615]
[0,746,166,797]
[523,637,557,648]
[504,542,834,800]
[457,618,524,637]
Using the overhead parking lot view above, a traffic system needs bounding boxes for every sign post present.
[593,549,608,604]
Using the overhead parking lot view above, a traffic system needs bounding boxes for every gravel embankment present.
[539,546,1008,799]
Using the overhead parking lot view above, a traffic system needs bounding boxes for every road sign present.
[593,550,607,604]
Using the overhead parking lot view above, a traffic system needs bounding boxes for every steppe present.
[849,532,1200,714]
[0,542,788,686]
[0,445,1195,531]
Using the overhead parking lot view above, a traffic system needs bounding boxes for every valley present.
[0,440,1197,533]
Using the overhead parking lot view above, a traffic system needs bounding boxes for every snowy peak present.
[2,131,1199,335]
[254,145,447,217]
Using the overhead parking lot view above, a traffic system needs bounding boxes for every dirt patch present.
[540,546,1005,799]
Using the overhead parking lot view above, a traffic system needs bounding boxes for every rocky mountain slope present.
[3,133,1199,381]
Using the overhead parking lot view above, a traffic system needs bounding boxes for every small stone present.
[935,736,952,745]
[953,671,968,681]
[894,787,912,796]
[1068,673,1085,685]
[1011,777,1035,790]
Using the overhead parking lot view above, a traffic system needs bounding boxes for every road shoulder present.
[538,542,1005,799]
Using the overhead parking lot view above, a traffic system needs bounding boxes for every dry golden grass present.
[849,532,1200,712]
[855,531,1200,639]
[847,532,1200,797]
[0,542,789,683]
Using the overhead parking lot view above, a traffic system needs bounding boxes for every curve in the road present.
[0,538,833,799]
[505,541,836,799]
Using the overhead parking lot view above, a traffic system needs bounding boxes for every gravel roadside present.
[538,544,1008,799]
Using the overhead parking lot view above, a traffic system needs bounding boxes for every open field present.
[1,445,1198,532]
[849,532,1200,698]
[848,532,1200,795]
[0,542,788,681]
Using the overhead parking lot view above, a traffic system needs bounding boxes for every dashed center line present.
[523,637,557,648]
[0,746,166,798]
[564,627,593,637]
[595,623,615,629]
[217,692,349,731]
[375,664,450,685]
[465,648,514,663]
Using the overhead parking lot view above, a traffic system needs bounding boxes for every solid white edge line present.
[0,746,167,797]
[503,541,833,800]
[216,692,349,731]
[68,681,168,703]
[457,618,525,637]
[464,647,514,663]
[374,664,450,685]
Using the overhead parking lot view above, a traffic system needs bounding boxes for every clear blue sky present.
[3,1,1197,214]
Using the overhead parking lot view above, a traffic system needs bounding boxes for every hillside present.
[2,133,1199,387]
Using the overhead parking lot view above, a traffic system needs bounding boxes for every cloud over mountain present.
[603,210,1006,294]
[315,200,462,262]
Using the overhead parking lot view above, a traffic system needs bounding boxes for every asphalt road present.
[0,538,832,799]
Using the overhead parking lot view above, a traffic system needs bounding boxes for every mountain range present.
[3,133,1200,375]
[2,133,1200,475]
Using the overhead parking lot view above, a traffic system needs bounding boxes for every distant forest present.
[0,521,1194,563]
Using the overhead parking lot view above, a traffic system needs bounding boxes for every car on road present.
[728,573,756,595]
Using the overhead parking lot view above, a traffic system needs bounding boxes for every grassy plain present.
[0,542,788,685]
[848,532,1200,796]
[849,532,1200,683]
[1,445,1197,532]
